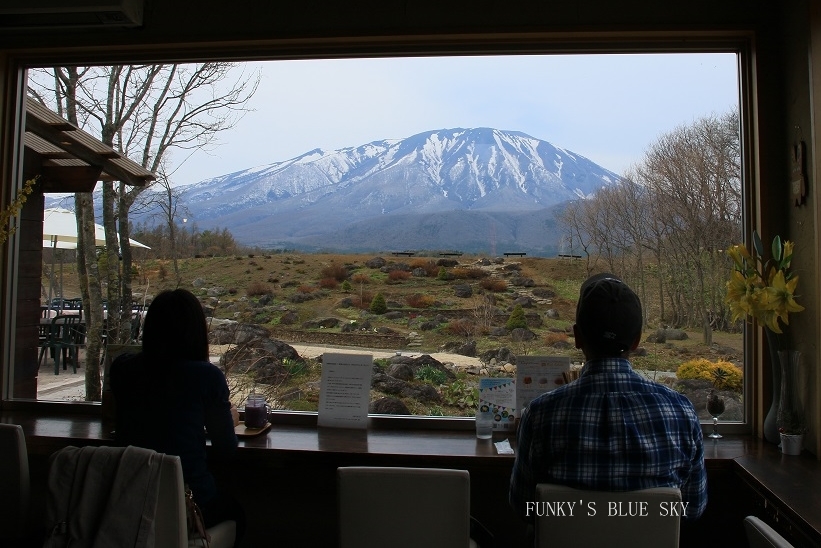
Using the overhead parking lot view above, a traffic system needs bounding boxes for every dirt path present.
[211,342,483,369]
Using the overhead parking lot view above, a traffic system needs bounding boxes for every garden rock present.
[412,268,427,277]
[453,284,473,298]
[436,258,459,267]
[219,337,302,384]
[489,327,508,337]
[525,313,543,328]
[401,383,441,403]
[369,397,410,415]
[391,354,456,380]
[455,340,477,357]
[208,318,237,329]
[419,320,439,331]
[341,319,372,332]
[366,257,387,269]
[387,363,414,381]
[510,277,535,287]
[664,329,689,341]
[511,328,536,341]
[302,317,340,329]
[532,287,556,299]
[210,322,269,345]
[480,347,515,365]
[514,296,534,308]
[383,311,404,320]
[550,340,573,350]
[279,311,299,325]
[545,309,560,319]
[192,278,206,287]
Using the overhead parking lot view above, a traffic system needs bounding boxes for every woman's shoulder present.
[111,351,143,371]
[178,359,226,380]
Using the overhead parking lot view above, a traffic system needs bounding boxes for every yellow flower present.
[724,233,803,334]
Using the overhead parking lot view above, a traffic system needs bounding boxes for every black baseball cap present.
[575,273,643,355]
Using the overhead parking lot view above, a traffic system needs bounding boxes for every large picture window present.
[10,50,749,432]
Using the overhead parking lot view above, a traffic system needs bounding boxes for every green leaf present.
[772,235,783,263]
[752,230,764,258]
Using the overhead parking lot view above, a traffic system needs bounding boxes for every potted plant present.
[725,231,806,452]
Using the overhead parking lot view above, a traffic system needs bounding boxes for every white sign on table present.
[317,353,373,429]
[516,355,571,415]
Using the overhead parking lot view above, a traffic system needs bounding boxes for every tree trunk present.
[102,181,122,344]
[118,187,135,343]
[76,193,104,401]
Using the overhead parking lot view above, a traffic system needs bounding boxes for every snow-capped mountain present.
[176,128,620,254]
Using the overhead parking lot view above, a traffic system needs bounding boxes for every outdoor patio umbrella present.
[43,207,150,250]
[43,207,150,307]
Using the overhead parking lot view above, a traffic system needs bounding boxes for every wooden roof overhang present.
[24,97,155,192]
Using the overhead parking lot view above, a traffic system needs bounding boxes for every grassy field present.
[44,251,744,415]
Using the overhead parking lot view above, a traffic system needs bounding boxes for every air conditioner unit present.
[0,0,143,30]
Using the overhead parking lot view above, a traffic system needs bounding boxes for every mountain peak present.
[172,128,621,253]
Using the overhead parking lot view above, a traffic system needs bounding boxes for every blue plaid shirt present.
[509,358,707,521]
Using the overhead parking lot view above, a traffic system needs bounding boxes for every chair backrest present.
[535,484,682,548]
[156,454,188,548]
[744,516,795,548]
[338,466,471,548]
[0,424,30,540]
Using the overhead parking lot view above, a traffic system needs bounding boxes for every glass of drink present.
[475,409,494,439]
[244,393,270,429]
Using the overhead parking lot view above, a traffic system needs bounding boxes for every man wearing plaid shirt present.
[509,273,707,523]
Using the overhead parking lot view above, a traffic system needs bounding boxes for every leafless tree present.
[29,63,260,397]
[139,164,189,283]
[560,111,740,342]
[632,111,741,341]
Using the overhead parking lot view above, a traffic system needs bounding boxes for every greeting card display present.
[478,377,516,431]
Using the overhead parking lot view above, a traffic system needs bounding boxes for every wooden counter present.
[3,411,819,547]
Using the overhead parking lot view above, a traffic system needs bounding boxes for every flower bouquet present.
[725,232,803,334]
[725,232,805,445]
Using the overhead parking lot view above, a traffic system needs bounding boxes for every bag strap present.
[185,486,211,548]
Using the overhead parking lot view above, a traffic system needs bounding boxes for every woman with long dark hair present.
[110,288,245,543]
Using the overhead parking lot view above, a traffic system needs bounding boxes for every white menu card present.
[516,355,571,415]
[317,353,373,429]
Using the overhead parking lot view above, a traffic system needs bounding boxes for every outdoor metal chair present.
[38,314,81,374]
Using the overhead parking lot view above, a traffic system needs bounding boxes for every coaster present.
[235,422,272,438]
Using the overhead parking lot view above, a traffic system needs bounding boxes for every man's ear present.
[572,324,584,349]
[629,332,641,351]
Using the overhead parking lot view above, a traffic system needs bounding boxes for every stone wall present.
[269,327,407,349]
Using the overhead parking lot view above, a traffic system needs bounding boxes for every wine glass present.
[707,390,726,439]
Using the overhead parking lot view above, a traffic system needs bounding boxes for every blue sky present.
[169,53,739,186]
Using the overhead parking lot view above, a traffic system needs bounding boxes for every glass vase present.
[762,328,782,443]
[776,350,803,437]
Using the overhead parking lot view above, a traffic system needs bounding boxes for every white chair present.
[744,515,795,548]
[535,484,682,548]
[338,466,475,548]
[0,424,30,543]
[156,454,237,548]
